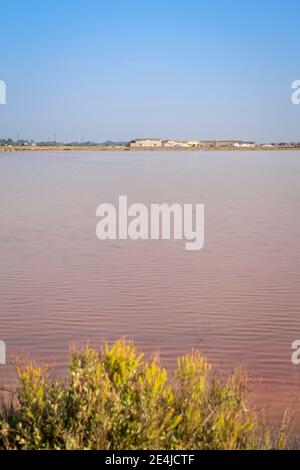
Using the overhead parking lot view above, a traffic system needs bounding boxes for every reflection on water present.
[1,150,300,426]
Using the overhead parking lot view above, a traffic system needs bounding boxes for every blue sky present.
[0,0,300,142]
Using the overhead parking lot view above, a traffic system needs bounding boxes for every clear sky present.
[0,0,300,142]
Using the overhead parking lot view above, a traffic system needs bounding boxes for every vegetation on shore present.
[2,145,300,152]
[0,339,289,450]
[2,143,300,153]
[0,145,126,152]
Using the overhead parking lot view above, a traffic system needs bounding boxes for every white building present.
[129,139,162,148]
[233,142,256,148]
[162,140,178,148]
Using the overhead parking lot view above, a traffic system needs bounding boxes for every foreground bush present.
[0,339,289,449]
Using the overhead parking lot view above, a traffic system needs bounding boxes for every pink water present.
[1,150,300,427]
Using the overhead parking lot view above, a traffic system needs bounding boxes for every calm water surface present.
[1,151,300,426]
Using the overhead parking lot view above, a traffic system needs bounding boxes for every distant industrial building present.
[199,140,256,149]
[129,139,208,149]
[162,140,178,148]
[129,139,162,148]
[162,140,199,148]
[128,138,258,150]
[186,140,200,147]
[233,141,256,148]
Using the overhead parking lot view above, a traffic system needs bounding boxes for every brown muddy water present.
[1,150,300,428]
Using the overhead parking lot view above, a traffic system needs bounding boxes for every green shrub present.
[0,339,289,450]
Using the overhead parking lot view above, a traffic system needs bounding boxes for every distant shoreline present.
[1,145,300,152]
